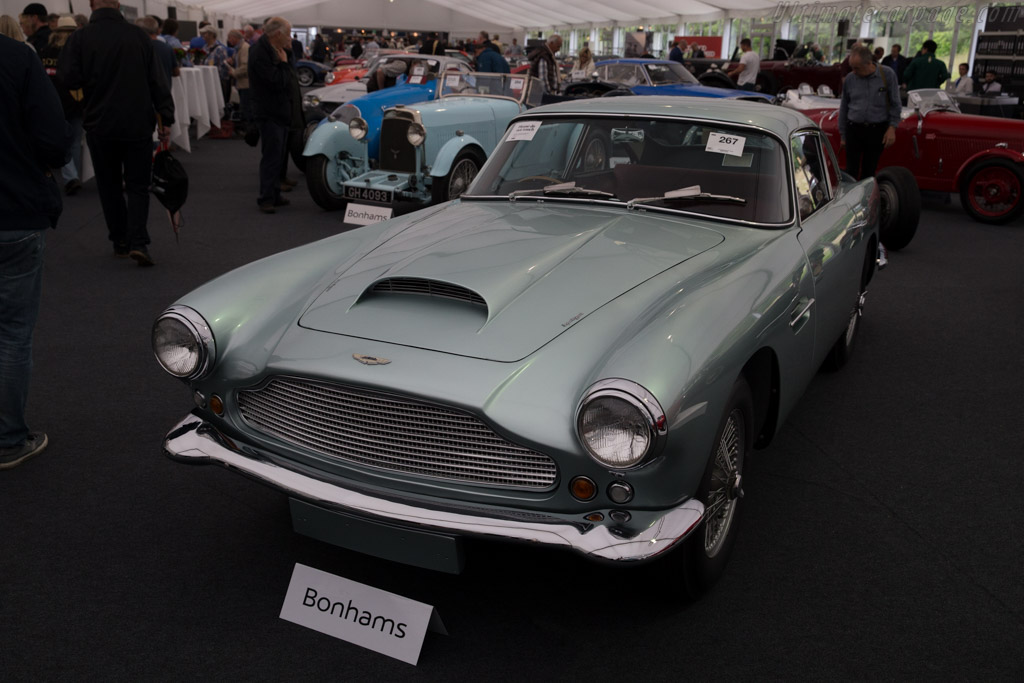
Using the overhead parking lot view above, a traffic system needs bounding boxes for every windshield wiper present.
[627,185,746,209]
[508,182,618,201]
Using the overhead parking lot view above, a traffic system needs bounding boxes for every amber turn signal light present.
[570,476,597,501]
[209,394,224,416]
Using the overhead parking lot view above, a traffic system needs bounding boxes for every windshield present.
[467,116,792,224]
[907,88,961,114]
[441,73,541,105]
[644,62,699,85]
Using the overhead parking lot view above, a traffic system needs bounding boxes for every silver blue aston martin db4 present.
[155,96,909,597]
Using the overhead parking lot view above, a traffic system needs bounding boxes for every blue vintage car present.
[295,59,332,87]
[593,58,775,102]
[303,56,473,210]
[338,74,543,220]
[155,97,912,597]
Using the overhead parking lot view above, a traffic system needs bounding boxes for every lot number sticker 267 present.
[705,132,746,157]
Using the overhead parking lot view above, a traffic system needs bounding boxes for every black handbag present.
[151,148,188,237]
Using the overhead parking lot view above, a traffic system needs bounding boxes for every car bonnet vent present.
[371,278,486,307]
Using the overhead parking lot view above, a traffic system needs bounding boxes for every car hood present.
[298,201,724,361]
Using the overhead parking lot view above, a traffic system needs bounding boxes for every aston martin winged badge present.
[353,353,391,366]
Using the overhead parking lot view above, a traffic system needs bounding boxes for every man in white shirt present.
[952,63,973,95]
[727,38,760,91]
[980,70,1002,95]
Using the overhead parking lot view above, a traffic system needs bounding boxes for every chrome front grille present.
[371,278,486,306]
[237,378,557,489]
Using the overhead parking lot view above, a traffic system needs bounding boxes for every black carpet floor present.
[1,134,1022,680]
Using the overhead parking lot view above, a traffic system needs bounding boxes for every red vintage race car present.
[807,89,1024,224]
[687,57,846,95]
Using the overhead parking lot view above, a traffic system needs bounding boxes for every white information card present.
[280,563,446,665]
[705,131,746,157]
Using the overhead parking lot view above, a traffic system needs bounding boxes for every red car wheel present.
[959,159,1024,225]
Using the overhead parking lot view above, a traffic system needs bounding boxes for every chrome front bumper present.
[163,414,704,565]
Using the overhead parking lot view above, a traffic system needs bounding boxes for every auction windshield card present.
[280,563,445,665]
[507,120,541,141]
[705,132,746,157]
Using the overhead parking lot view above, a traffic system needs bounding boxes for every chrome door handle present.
[790,297,814,329]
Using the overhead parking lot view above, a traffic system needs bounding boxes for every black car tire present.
[958,158,1024,225]
[297,67,315,87]
[698,70,735,89]
[876,166,920,251]
[670,376,752,600]
[431,150,483,204]
[306,154,347,211]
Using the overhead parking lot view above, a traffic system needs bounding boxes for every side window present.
[819,133,841,191]
[607,64,642,86]
[790,132,830,220]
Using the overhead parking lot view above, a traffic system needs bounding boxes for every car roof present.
[596,58,677,66]
[522,96,814,139]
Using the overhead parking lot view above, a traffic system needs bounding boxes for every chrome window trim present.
[154,305,216,380]
[790,126,834,223]
[463,111,799,228]
[575,378,668,470]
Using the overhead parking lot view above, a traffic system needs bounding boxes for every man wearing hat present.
[38,15,84,195]
[473,40,509,73]
[20,3,51,53]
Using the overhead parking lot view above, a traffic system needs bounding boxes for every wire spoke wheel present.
[967,166,1021,218]
[448,158,479,199]
[704,407,744,558]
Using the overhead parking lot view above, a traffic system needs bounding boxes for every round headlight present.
[407,122,426,147]
[349,117,368,140]
[152,306,215,380]
[578,396,652,468]
[324,72,335,84]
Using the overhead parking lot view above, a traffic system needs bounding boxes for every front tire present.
[876,166,920,251]
[306,154,348,211]
[674,377,753,599]
[431,150,483,204]
[297,67,315,87]
[959,159,1024,224]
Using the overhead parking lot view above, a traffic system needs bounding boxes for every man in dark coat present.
[0,33,70,468]
[20,3,51,53]
[250,16,298,213]
[881,44,909,84]
[60,0,173,266]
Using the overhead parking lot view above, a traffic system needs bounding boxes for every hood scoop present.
[368,277,487,308]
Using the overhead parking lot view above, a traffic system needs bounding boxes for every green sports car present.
[155,97,907,597]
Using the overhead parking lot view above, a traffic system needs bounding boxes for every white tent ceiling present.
[186,0,963,31]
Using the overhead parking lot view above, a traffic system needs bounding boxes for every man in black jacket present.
[250,16,297,213]
[59,0,173,266]
[19,3,51,54]
[0,34,70,469]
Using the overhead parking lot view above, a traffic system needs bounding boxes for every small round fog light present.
[570,476,597,501]
[193,391,206,409]
[209,394,225,416]
[608,481,634,504]
[609,510,632,524]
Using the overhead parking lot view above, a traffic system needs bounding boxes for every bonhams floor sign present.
[280,563,447,665]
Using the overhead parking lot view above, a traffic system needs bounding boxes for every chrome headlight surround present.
[305,94,321,107]
[152,305,216,381]
[576,379,667,469]
[406,122,426,147]
[349,117,368,141]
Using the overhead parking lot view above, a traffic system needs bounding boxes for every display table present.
[954,94,1020,118]
[170,65,226,150]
